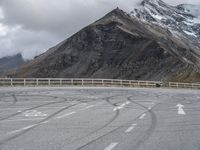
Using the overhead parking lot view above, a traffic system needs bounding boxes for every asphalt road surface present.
[0,87,200,150]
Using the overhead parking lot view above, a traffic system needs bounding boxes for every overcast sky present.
[0,0,200,59]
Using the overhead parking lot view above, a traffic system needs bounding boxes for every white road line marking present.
[8,130,21,135]
[125,124,136,133]
[3,118,46,122]
[56,111,76,119]
[40,121,49,124]
[125,127,134,133]
[79,103,87,106]
[113,101,130,111]
[22,125,36,130]
[104,143,118,150]
[78,102,104,112]
[176,104,186,115]
[139,113,146,119]
[85,105,95,109]
[8,124,36,134]
[8,120,50,135]
[79,105,95,111]
[113,107,119,111]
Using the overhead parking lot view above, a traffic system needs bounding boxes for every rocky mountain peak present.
[131,0,200,45]
[13,0,200,82]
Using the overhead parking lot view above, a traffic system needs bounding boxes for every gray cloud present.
[0,0,200,59]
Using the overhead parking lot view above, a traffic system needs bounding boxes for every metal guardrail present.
[0,78,199,89]
[0,78,162,88]
[168,82,200,89]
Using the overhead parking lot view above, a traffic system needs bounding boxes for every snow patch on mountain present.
[130,0,200,42]
[184,30,197,37]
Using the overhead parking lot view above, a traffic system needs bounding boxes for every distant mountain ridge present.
[0,53,25,77]
[13,0,200,82]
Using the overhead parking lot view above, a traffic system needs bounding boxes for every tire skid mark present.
[0,90,107,121]
[0,94,57,105]
[127,96,157,150]
[76,95,158,150]
[11,94,18,105]
[0,101,82,146]
[75,95,121,150]
[0,95,72,121]
[75,95,135,150]
[0,92,116,146]
[104,95,123,107]
[0,94,18,106]
[66,96,120,147]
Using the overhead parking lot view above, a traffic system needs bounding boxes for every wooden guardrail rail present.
[0,78,199,89]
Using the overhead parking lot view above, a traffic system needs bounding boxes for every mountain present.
[0,53,25,77]
[13,0,200,82]
[131,0,200,43]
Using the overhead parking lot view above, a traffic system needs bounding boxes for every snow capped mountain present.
[12,0,200,82]
[131,0,200,41]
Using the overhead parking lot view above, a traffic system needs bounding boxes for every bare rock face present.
[14,2,200,82]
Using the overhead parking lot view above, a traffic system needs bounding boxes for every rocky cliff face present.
[14,0,200,82]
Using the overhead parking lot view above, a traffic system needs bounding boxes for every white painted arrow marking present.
[176,104,186,115]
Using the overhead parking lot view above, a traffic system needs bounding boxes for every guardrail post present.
[36,79,39,86]
[24,79,26,86]
[10,78,13,86]
[48,79,51,86]
[71,79,73,86]
[120,80,122,87]
[92,79,94,86]
[60,79,62,86]
[82,80,84,86]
